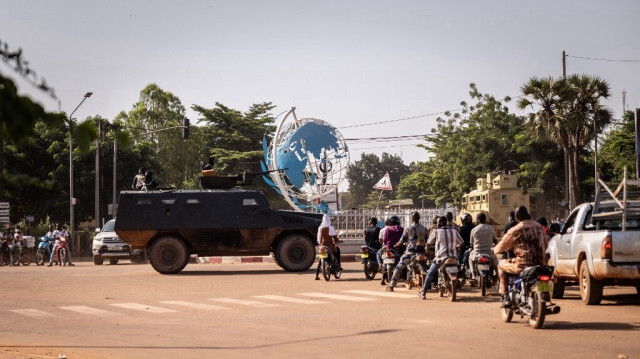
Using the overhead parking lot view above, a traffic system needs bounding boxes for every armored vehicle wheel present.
[273,234,315,272]
[150,236,189,274]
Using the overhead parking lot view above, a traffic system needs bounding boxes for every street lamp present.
[69,92,93,249]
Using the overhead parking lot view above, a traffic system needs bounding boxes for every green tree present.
[120,84,201,187]
[360,190,390,209]
[599,110,637,181]
[346,152,409,208]
[397,162,436,208]
[518,74,613,206]
[417,84,527,207]
[191,102,276,175]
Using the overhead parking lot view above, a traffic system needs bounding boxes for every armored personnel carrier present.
[114,189,322,274]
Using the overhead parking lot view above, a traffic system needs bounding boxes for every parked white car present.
[92,219,145,265]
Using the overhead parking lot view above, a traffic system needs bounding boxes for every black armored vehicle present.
[114,189,322,274]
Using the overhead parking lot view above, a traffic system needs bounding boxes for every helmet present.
[389,216,400,226]
[460,213,472,223]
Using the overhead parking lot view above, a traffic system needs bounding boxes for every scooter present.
[56,236,70,266]
[405,246,429,290]
[318,246,341,281]
[360,245,379,280]
[435,256,461,302]
[380,246,402,285]
[501,265,560,329]
[474,254,497,296]
[36,236,54,266]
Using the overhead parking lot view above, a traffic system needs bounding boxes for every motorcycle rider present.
[418,216,463,299]
[41,224,55,261]
[387,212,428,291]
[315,213,341,280]
[132,167,146,190]
[364,217,381,264]
[48,224,75,267]
[380,215,404,285]
[446,211,459,231]
[8,225,24,266]
[376,218,391,266]
[468,212,499,278]
[493,206,548,306]
[458,213,475,267]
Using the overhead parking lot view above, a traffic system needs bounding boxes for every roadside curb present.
[193,254,362,264]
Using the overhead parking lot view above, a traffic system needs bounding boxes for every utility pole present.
[635,108,640,181]
[562,50,570,213]
[623,89,627,113]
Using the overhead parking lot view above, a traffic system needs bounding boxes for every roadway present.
[0,260,638,359]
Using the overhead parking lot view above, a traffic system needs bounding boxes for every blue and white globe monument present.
[262,107,349,212]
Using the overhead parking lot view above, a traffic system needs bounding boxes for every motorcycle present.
[435,256,461,302]
[404,246,430,290]
[56,237,70,266]
[0,239,10,266]
[14,238,32,266]
[474,254,497,296]
[318,246,341,281]
[36,236,54,266]
[380,246,402,285]
[501,265,560,329]
[360,245,379,280]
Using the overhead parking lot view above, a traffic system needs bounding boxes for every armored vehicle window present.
[161,198,176,205]
[475,195,481,202]
[501,194,508,206]
[137,199,153,205]
[186,199,200,204]
[482,194,486,202]
[243,198,258,206]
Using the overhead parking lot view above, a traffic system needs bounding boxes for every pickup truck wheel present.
[150,236,189,274]
[109,258,119,265]
[552,278,565,299]
[93,256,103,265]
[579,261,603,305]
[274,234,315,272]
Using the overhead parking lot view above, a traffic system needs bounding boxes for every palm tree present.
[518,74,612,208]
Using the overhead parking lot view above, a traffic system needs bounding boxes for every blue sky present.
[2,0,639,165]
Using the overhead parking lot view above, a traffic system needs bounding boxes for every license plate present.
[107,245,118,251]
[318,253,328,259]
[537,281,552,293]
[361,253,369,258]
[478,264,490,271]
[445,266,458,274]
[383,259,395,264]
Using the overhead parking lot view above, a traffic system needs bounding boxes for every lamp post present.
[69,92,93,248]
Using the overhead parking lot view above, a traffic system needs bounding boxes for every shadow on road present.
[545,321,640,331]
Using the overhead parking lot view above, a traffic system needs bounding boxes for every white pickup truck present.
[547,202,640,304]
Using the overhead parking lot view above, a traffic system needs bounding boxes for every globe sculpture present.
[261,107,350,212]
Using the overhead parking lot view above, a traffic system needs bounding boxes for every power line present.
[339,109,464,129]
[566,54,640,63]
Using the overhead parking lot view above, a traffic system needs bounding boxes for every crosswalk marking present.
[209,298,281,308]
[59,306,123,316]
[344,290,417,299]
[160,301,230,310]
[298,293,377,302]
[253,295,328,305]
[110,303,178,313]
[10,309,55,318]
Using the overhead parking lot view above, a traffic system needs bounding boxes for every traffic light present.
[182,117,190,139]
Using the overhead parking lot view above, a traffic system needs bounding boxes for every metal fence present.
[330,208,454,239]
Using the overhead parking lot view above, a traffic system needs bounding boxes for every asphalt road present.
[1,260,639,359]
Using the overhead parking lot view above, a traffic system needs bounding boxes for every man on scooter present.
[315,213,341,280]
[468,212,499,279]
[418,216,463,299]
[493,206,548,306]
[380,216,404,285]
[387,212,427,292]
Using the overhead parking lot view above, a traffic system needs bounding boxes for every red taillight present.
[478,257,488,264]
[538,275,551,281]
[386,251,393,257]
[601,235,612,260]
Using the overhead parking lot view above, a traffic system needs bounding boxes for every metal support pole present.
[113,138,117,218]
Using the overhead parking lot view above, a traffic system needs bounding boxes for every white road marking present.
[298,293,377,302]
[110,303,178,313]
[253,295,328,305]
[209,298,281,308]
[343,290,417,299]
[160,301,230,310]
[9,309,55,318]
[59,306,123,316]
